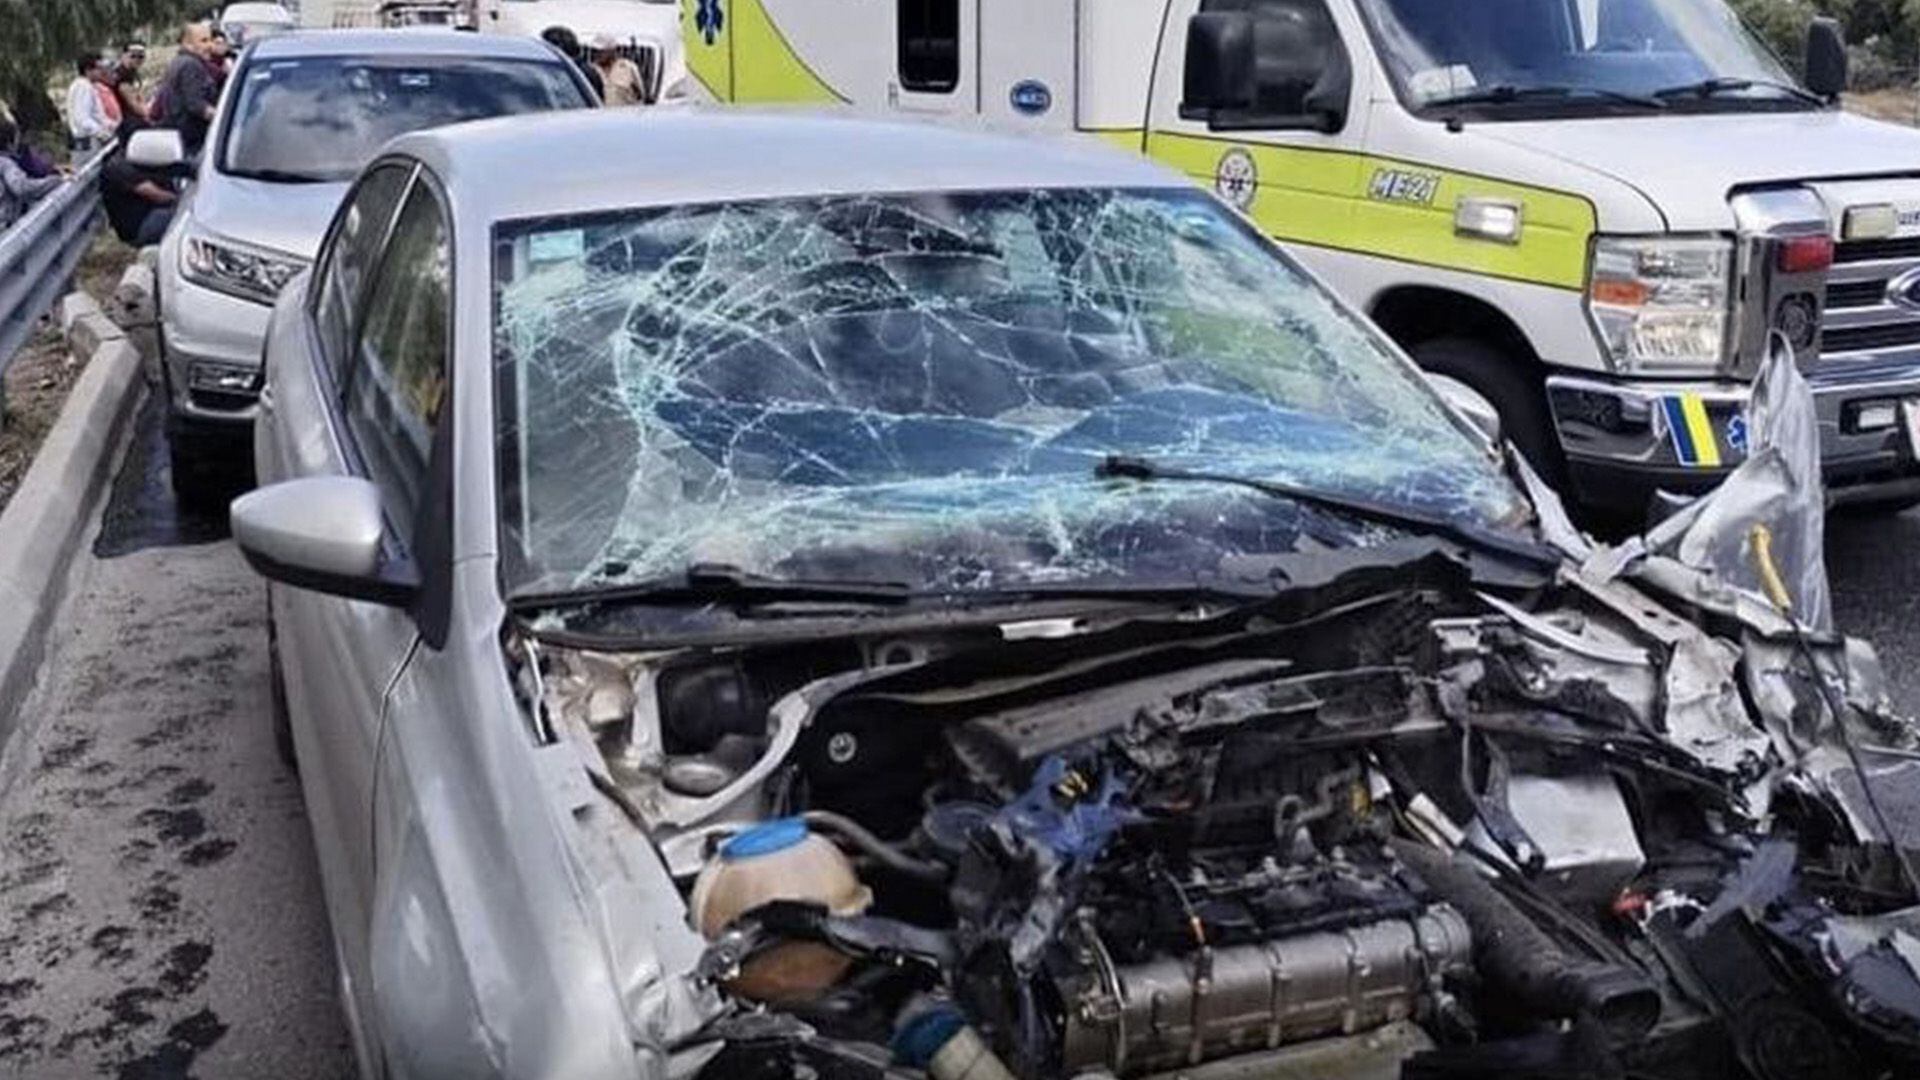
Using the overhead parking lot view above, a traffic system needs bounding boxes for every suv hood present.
[1475,110,1920,231]
[189,175,351,261]
[493,0,679,42]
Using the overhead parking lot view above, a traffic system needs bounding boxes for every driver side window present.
[341,180,451,546]
[313,164,412,384]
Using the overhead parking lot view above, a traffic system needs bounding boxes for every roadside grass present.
[0,232,138,513]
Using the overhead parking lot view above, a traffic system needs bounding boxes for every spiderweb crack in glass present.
[494,188,1525,600]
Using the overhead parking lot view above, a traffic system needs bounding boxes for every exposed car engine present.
[525,549,1920,1080]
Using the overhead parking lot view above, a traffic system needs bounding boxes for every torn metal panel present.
[1638,335,1832,632]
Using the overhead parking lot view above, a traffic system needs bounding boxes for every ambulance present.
[676,0,1920,515]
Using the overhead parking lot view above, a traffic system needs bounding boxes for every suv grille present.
[1822,237,1920,367]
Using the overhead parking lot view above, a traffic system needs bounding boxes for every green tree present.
[1733,0,1920,68]
[0,0,206,131]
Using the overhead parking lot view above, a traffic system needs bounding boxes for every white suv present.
[147,29,593,501]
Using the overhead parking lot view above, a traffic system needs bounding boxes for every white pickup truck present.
[680,0,1920,517]
[481,0,687,101]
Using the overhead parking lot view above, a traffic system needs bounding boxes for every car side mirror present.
[1806,17,1847,100]
[126,129,184,169]
[231,477,420,607]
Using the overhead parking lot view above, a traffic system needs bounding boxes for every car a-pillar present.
[1369,286,1567,490]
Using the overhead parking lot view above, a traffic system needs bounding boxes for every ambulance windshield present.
[1360,0,1811,114]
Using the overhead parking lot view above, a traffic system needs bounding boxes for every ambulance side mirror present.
[1182,12,1257,117]
[1180,9,1351,135]
[1805,17,1847,100]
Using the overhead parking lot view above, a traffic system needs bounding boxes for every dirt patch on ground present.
[0,325,84,513]
[0,235,138,515]
[1846,88,1919,125]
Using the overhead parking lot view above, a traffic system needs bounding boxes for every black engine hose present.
[1391,838,1662,1041]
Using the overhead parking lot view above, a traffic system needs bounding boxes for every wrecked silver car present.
[234,110,1920,1080]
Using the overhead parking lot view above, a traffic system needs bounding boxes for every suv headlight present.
[1585,236,1734,373]
[181,230,306,306]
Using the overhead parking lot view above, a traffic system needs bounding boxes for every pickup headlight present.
[1585,236,1734,373]
[181,230,306,306]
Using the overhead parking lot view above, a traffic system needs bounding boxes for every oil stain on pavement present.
[0,386,352,1077]
[92,392,246,560]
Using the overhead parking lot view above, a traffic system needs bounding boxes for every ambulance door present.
[1147,0,1374,251]
[892,0,978,114]
[977,0,1076,128]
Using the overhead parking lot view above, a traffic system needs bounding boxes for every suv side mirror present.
[231,477,420,607]
[1806,17,1847,100]
[126,129,184,169]
[1180,6,1351,134]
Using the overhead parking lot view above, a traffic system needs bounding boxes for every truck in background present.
[676,0,1920,519]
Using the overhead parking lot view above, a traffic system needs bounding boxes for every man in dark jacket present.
[541,26,603,100]
[155,22,220,153]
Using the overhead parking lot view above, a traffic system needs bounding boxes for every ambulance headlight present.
[1586,235,1734,373]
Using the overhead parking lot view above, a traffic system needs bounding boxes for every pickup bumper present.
[1547,364,1920,512]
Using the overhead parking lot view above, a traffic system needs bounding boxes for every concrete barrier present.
[110,262,157,328]
[0,291,146,768]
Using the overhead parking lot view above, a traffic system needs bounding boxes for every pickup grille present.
[1822,237,1920,367]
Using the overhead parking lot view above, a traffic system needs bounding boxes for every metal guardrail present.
[0,144,114,411]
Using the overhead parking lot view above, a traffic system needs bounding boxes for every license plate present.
[1903,399,1920,460]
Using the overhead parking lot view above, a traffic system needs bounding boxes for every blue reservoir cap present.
[720,817,810,860]
[892,1006,965,1067]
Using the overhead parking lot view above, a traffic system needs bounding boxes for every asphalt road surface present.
[0,392,354,1079]
[0,376,1917,1080]
[1830,506,1920,714]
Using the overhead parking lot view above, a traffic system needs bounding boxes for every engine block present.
[1052,905,1471,1076]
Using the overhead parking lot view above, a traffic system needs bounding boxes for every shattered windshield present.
[493,187,1528,600]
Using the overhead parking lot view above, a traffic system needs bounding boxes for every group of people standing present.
[67,23,232,159]
[28,21,238,247]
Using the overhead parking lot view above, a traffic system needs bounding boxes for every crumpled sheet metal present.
[1639,334,1833,633]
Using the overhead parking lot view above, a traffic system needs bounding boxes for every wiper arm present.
[1094,455,1558,567]
[514,562,915,612]
[1425,84,1665,110]
[1650,77,1824,105]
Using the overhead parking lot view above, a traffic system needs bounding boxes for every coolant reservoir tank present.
[690,817,873,1002]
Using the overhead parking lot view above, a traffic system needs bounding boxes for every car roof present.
[246,28,561,62]
[388,108,1189,225]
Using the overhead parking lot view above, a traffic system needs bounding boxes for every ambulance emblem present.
[1215,148,1257,210]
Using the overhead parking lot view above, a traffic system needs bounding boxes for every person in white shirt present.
[590,34,647,107]
[65,55,112,155]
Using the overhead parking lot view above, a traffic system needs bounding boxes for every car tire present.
[268,612,296,771]
[1411,336,1568,492]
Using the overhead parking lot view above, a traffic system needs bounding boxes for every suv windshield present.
[494,188,1529,600]
[220,56,588,182]
[1360,0,1808,115]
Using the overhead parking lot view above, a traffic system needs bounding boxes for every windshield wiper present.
[1424,84,1665,111]
[1093,455,1558,567]
[515,562,916,612]
[225,167,332,184]
[1650,77,1824,105]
